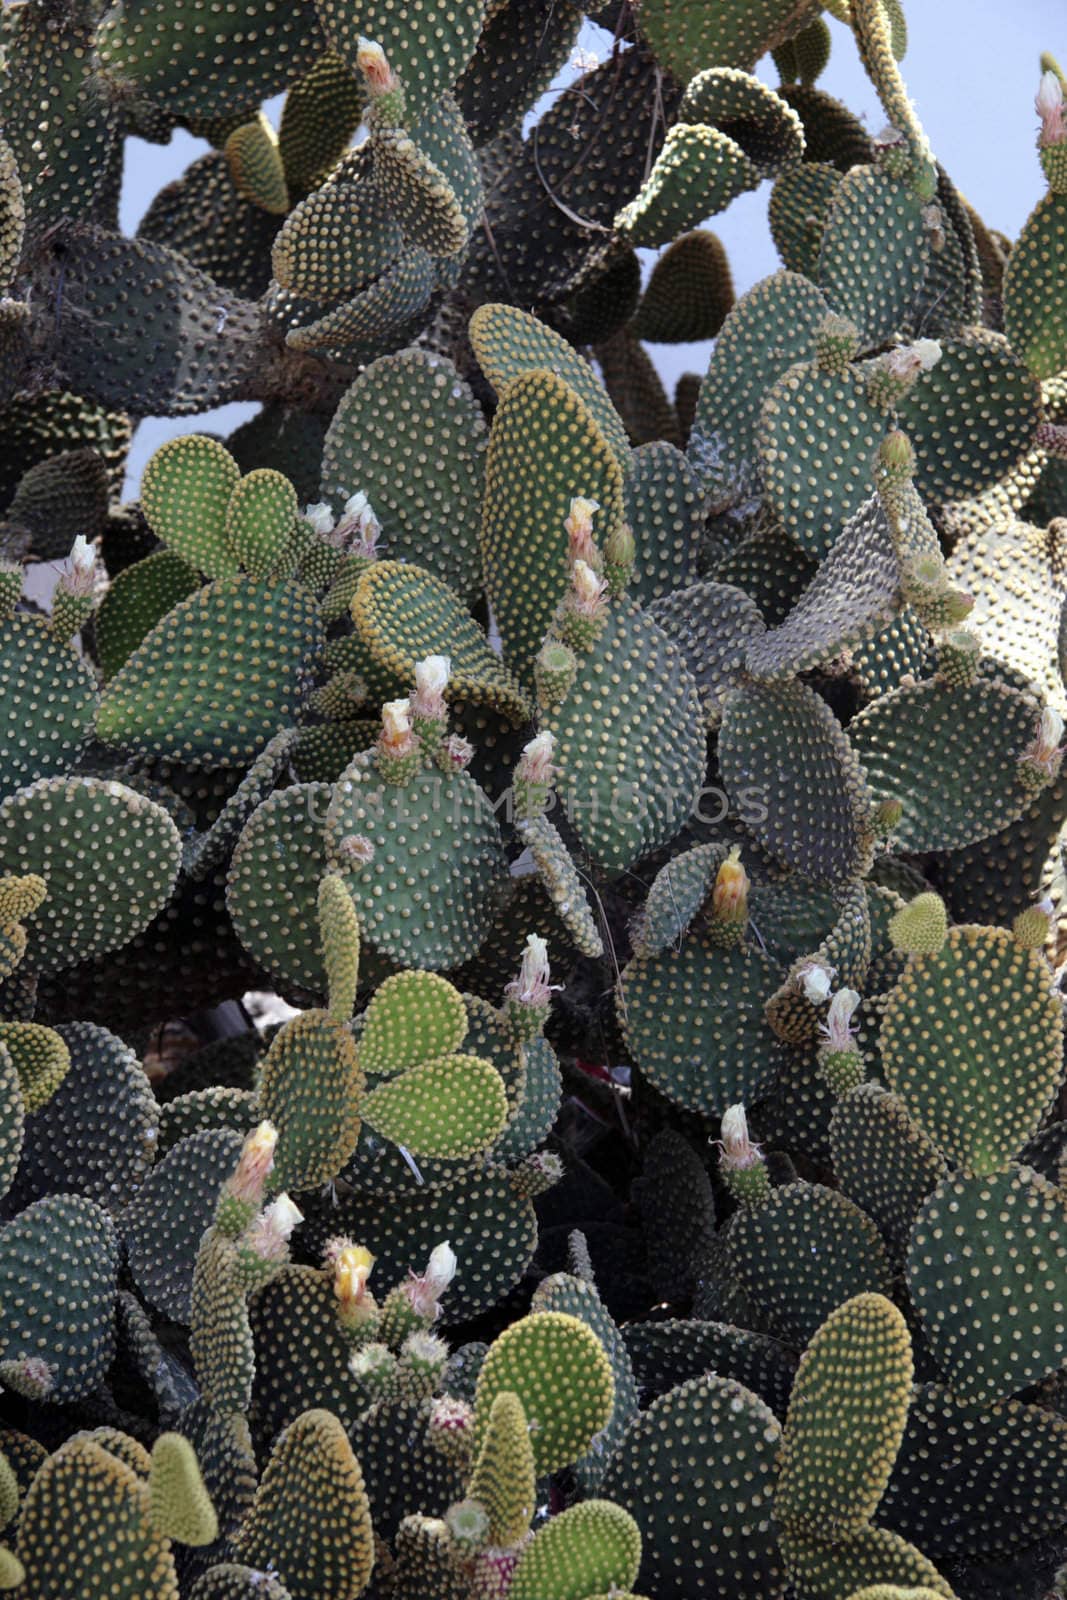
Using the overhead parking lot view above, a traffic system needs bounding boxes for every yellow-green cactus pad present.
[359,970,468,1077]
[140,435,241,580]
[509,1500,642,1600]
[475,1312,615,1475]
[361,1053,508,1160]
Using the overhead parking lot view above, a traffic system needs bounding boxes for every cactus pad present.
[509,1500,642,1600]
[260,1010,364,1191]
[475,1312,615,1475]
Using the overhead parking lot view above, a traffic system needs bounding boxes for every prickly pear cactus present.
[0,4,1064,1597]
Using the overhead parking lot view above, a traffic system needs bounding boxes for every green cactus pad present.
[7,1022,156,1215]
[480,367,626,689]
[510,1500,642,1600]
[544,599,705,872]
[359,970,467,1076]
[769,161,842,276]
[249,1264,379,1441]
[601,1373,786,1599]
[352,561,530,723]
[0,614,97,804]
[300,1166,538,1322]
[729,1182,892,1347]
[616,124,760,248]
[780,1524,953,1599]
[320,350,487,603]
[226,783,331,995]
[514,817,603,958]
[0,1022,70,1113]
[183,727,298,883]
[469,303,630,473]
[624,442,705,607]
[744,495,900,678]
[0,1194,118,1401]
[631,842,727,957]
[224,115,289,214]
[880,1382,1067,1560]
[679,66,805,173]
[15,1435,179,1600]
[1003,192,1067,379]
[285,245,436,360]
[623,1318,798,1417]
[272,154,401,300]
[649,581,766,725]
[361,1052,508,1160]
[466,1388,536,1547]
[880,925,1063,1174]
[137,150,278,300]
[0,1042,22,1206]
[233,1409,374,1600]
[776,1293,913,1538]
[95,553,201,683]
[719,680,872,884]
[636,0,818,81]
[620,931,786,1116]
[123,1129,244,1323]
[848,678,1038,854]
[907,1165,1067,1405]
[817,167,928,347]
[712,521,817,624]
[139,435,241,579]
[224,470,298,580]
[348,1398,464,1539]
[897,331,1040,503]
[475,1311,615,1475]
[829,1085,948,1265]
[157,1087,259,1155]
[758,361,887,560]
[0,776,182,975]
[631,230,735,343]
[277,51,365,192]
[260,1010,364,1192]
[326,762,507,969]
[691,270,829,489]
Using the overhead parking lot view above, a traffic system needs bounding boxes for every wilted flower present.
[228,1121,277,1206]
[441,734,474,771]
[411,655,451,722]
[334,491,381,556]
[819,988,861,1053]
[1024,706,1065,775]
[303,501,335,537]
[717,1104,760,1170]
[244,1193,303,1263]
[571,559,609,617]
[356,37,397,94]
[505,933,559,1009]
[797,960,834,1006]
[564,496,600,565]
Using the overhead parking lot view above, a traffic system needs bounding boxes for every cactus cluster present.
[0,0,1066,1595]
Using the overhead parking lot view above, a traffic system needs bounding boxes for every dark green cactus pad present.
[5,448,110,562]
[405,92,484,238]
[183,727,298,882]
[0,391,130,514]
[945,517,1067,711]
[493,1033,562,1163]
[817,167,929,347]
[679,67,805,175]
[277,52,365,192]
[40,228,263,418]
[691,270,828,489]
[290,721,379,783]
[711,521,818,623]
[544,600,705,872]
[719,680,872,884]
[319,350,485,602]
[623,1319,797,1417]
[601,1373,786,1599]
[631,842,727,957]
[137,151,278,301]
[326,760,508,968]
[228,406,327,508]
[0,614,97,804]
[829,1085,948,1266]
[616,124,760,248]
[851,605,934,700]
[649,581,766,725]
[348,1399,464,1541]
[0,1194,118,1401]
[95,0,322,120]
[300,1165,537,1322]
[95,553,201,683]
[226,783,331,994]
[315,0,482,124]
[157,1086,259,1155]
[96,577,322,769]
[5,1023,157,1216]
[532,1271,640,1494]
[769,161,842,276]
[758,361,887,560]
[260,1010,364,1191]
[880,925,1063,1174]
[190,1568,292,1600]
[352,561,530,723]
[1003,192,1067,379]
[775,1293,913,1539]
[729,1183,892,1347]
[620,932,786,1116]
[880,1381,1067,1560]
[939,767,1067,928]
[907,1166,1067,1406]
[272,155,401,300]
[249,1264,374,1445]
[744,494,900,678]
[470,302,630,473]
[123,1129,243,1324]
[456,0,582,146]
[780,1524,954,1599]
[897,330,1041,503]
[624,442,705,607]
[636,0,818,80]
[0,776,182,976]
[848,678,1039,854]
[480,365,625,690]
[631,230,735,344]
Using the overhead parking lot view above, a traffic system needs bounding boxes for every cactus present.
[0,9,1065,1596]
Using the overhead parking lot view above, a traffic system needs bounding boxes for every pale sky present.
[118,1,1062,493]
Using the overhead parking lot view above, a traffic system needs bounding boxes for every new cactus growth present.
[0,4,1064,1595]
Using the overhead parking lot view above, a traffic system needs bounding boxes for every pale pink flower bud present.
[517,731,556,788]
[403,1241,458,1321]
[411,655,451,721]
[229,1121,277,1205]
[357,37,397,94]
[1037,70,1066,146]
[819,987,861,1052]
[565,496,600,565]
[718,1104,760,1170]
[380,697,414,754]
[1024,706,1065,774]
[571,559,608,618]
[63,535,100,597]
